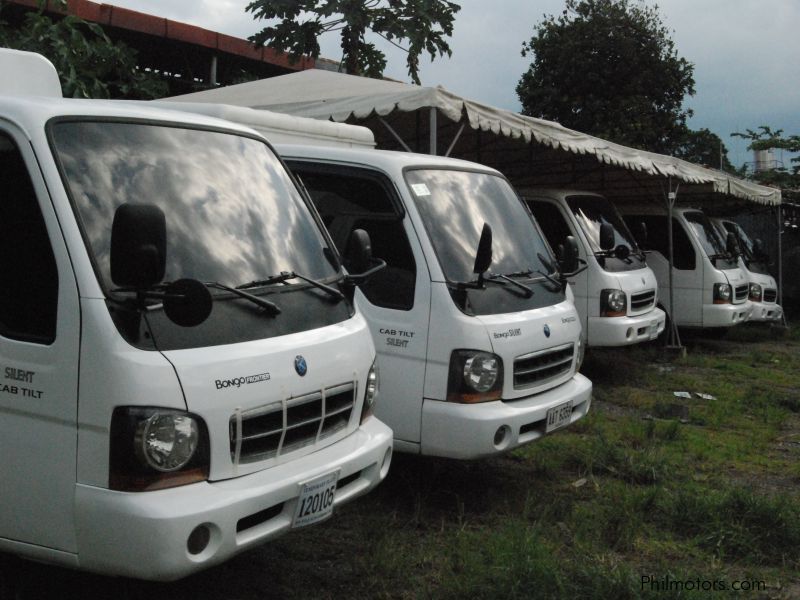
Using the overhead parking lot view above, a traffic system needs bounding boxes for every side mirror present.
[111,203,166,288]
[635,222,648,247]
[162,279,213,327]
[725,231,740,257]
[346,228,373,274]
[344,229,386,288]
[558,235,580,274]
[753,238,768,262]
[473,223,493,275]
[599,222,615,251]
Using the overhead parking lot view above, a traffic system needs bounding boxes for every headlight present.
[575,335,586,372]
[135,412,199,472]
[600,289,627,317]
[749,282,762,302]
[713,283,732,304]
[360,360,379,423]
[447,350,503,403]
[110,407,209,492]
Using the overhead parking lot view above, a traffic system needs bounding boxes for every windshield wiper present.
[487,272,534,298]
[111,279,281,319]
[205,282,281,316]
[448,271,534,298]
[236,271,344,301]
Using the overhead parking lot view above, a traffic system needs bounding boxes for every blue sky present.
[109,0,800,169]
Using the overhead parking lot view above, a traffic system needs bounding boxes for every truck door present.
[290,163,431,445]
[0,128,81,552]
[628,215,700,326]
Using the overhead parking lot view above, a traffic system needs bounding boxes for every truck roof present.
[275,143,504,177]
[0,94,264,141]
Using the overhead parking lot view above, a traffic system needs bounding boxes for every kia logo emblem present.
[294,355,308,376]
[543,324,551,338]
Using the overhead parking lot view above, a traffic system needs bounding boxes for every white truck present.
[520,189,666,346]
[619,205,752,329]
[0,49,392,581]
[277,145,593,459]
[710,217,783,323]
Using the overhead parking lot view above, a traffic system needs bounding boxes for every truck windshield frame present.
[684,211,738,270]
[404,167,564,315]
[728,221,770,275]
[406,168,552,282]
[48,118,340,295]
[47,118,352,351]
[565,194,645,273]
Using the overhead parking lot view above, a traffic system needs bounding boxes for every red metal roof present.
[6,0,315,71]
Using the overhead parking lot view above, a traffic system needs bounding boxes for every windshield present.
[723,221,771,275]
[684,211,729,258]
[566,194,637,252]
[728,222,755,258]
[405,169,551,283]
[50,121,337,291]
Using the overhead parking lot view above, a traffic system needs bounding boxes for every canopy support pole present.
[378,117,412,153]
[665,179,684,351]
[444,122,465,157]
[778,203,789,328]
[209,55,218,86]
[430,107,437,155]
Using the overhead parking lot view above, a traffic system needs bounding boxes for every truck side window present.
[625,215,695,270]
[527,200,573,252]
[0,133,58,343]
[293,168,416,311]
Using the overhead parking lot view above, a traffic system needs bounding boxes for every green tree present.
[673,128,735,172]
[516,0,695,154]
[0,0,167,99]
[246,0,460,84]
[731,126,800,192]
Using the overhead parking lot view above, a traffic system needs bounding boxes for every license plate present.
[292,471,339,528]
[649,320,659,340]
[546,401,573,433]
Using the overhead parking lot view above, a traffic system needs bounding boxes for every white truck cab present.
[710,217,783,323]
[277,145,592,459]
[619,205,752,328]
[521,189,666,346]
[0,50,392,581]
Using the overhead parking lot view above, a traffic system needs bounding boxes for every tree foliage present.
[516,0,695,154]
[0,0,167,99]
[246,0,460,84]
[673,128,735,172]
[732,126,800,192]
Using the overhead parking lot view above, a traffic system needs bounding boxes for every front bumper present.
[420,373,592,459]
[702,301,752,327]
[747,302,783,323]
[73,418,393,581]
[587,308,666,347]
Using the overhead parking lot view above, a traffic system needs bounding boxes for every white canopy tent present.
[167,68,780,206]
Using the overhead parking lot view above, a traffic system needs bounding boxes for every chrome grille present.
[230,383,355,464]
[734,284,748,302]
[513,343,574,389]
[630,290,656,313]
[764,288,777,303]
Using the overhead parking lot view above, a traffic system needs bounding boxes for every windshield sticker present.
[2,366,44,398]
[493,328,522,340]
[410,183,431,197]
[215,372,271,390]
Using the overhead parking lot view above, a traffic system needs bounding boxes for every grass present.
[2,321,799,599]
